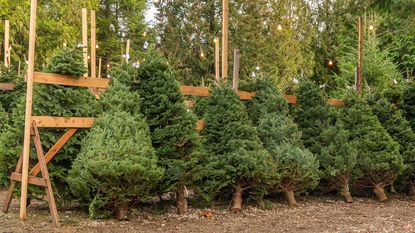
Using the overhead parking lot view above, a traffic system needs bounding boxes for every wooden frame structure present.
[3,0,109,227]
[0,19,15,91]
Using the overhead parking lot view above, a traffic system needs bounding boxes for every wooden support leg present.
[32,123,60,227]
[3,152,23,213]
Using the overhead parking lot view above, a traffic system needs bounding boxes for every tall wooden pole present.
[214,37,220,82]
[82,9,88,77]
[232,49,240,93]
[222,0,229,80]
[90,10,96,78]
[20,0,38,220]
[125,39,130,63]
[98,58,102,78]
[4,20,10,67]
[357,16,363,96]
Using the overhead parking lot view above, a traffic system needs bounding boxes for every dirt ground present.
[1,189,415,233]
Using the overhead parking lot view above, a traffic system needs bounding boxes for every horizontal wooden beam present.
[33,72,109,89]
[180,85,210,97]
[31,116,95,128]
[327,99,345,107]
[11,172,47,187]
[0,82,15,91]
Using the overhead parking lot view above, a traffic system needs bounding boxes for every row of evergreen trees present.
[1,47,415,220]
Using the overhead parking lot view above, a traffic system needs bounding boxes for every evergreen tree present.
[126,50,201,215]
[293,80,330,155]
[45,47,87,78]
[0,104,7,133]
[248,78,319,207]
[368,94,415,195]
[338,96,404,201]
[319,120,357,202]
[0,63,25,113]
[402,84,415,131]
[201,85,271,211]
[0,47,98,198]
[68,82,163,220]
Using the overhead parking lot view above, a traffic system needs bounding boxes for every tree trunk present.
[115,204,129,221]
[340,186,353,203]
[230,183,243,212]
[407,181,415,196]
[176,187,188,215]
[373,184,388,202]
[284,190,298,207]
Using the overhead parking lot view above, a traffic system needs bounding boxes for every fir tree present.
[402,84,415,131]
[201,85,271,211]
[368,94,415,196]
[127,50,201,215]
[45,47,87,78]
[0,47,98,198]
[293,80,330,155]
[319,120,357,202]
[249,78,319,207]
[68,82,164,220]
[339,96,404,201]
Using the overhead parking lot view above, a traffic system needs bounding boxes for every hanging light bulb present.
[369,24,374,31]
[96,44,99,49]
[143,31,147,37]
[200,51,205,58]
[214,37,218,43]
[277,24,283,32]
[251,71,256,78]
[255,65,260,71]
[63,42,67,47]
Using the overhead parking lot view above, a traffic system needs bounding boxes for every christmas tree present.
[319,119,357,202]
[129,50,201,215]
[339,96,404,201]
[68,81,164,220]
[293,80,330,155]
[0,46,98,198]
[201,85,271,211]
[368,94,415,195]
[249,78,319,207]
[402,84,415,131]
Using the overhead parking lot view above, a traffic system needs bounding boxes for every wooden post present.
[98,58,102,78]
[20,0,38,220]
[4,20,10,67]
[357,16,363,96]
[222,0,229,79]
[214,37,220,82]
[90,10,96,78]
[82,8,88,77]
[18,60,21,77]
[125,39,130,63]
[232,49,240,93]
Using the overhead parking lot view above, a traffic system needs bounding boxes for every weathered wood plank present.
[0,83,15,91]
[33,72,109,88]
[11,172,47,187]
[31,116,95,128]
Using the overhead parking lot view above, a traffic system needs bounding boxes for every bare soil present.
[1,189,415,233]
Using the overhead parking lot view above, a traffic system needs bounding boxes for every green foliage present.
[45,47,87,78]
[319,121,357,186]
[293,80,330,155]
[68,110,164,219]
[402,84,415,131]
[249,78,319,194]
[0,64,25,112]
[201,85,271,199]
[367,93,415,189]
[338,96,404,188]
[126,50,201,194]
[0,48,98,199]
[0,104,7,133]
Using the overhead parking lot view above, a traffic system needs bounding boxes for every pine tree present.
[68,81,163,220]
[201,85,271,211]
[248,78,319,207]
[293,80,330,155]
[0,104,7,133]
[368,93,415,196]
[402,84,415,131]
[319,119,357,202]
[339,96,404,201]
[125,50,201,215]
[45,47,87,78]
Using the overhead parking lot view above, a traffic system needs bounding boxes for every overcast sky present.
[145,1,158,25]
